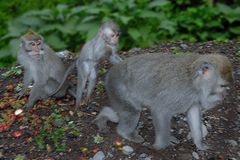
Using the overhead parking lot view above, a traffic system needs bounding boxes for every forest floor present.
[0,41,239,160]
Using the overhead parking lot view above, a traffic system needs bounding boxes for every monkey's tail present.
[49,61,76,96]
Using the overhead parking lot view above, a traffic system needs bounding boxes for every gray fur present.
[95,53,233,150]
[50,21,122,109]
[18,34,75,108]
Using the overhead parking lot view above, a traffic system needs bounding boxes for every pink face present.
[103,28,120,45]
[108,31,120,45]
[25,40,44,59]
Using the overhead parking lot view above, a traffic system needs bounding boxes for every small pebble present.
[225,140,238,147]
[122,145,134,155]
[192,151,199,159]
[93,151,105,160]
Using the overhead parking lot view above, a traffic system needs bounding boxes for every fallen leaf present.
[12,130,22,138]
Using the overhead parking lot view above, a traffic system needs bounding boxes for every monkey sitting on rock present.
[95,53,233,150]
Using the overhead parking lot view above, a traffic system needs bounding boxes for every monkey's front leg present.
[26,83,46,108]
[109,48,122,64]
[18,69,32,99]
[187,105,210,150]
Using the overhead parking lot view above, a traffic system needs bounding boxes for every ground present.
[0,41,239,160]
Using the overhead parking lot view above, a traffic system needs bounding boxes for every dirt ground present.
[0,41,239,160]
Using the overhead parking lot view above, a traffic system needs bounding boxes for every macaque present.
[18,29,75,108]
[95,53,233,150]
[51,21,122,108]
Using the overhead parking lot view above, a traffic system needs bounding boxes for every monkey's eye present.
[30,42,36,46]
[36,41,41,45]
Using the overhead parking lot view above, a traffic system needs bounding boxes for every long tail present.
[50,61,76,96]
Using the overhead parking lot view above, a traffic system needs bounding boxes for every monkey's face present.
[195,64,231,110]
[102,28,120,46]
[23,39,44,60]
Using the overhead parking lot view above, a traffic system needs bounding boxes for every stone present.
[122,145,134,155]
[93,151,105,160]
[192,151,200,159]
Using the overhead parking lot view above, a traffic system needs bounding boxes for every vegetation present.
[0,0,240,66]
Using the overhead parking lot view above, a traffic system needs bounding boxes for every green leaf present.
[138,10,160,18]
[76,22,100,32]
[9,39,20,56]
[216,3,232,14]
[128,28,141,41]
[45,33,67,50]
[119,16,132,24]
[159,20,176,34]
[229,27,240,34]
[148,0,170,8]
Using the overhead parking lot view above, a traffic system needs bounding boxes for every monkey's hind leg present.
[151,108,172,150]
[26,84,46,108]
[75,65,88,109]
[95,106,119,133]
[116,108,144,143]
[86,68,97,103]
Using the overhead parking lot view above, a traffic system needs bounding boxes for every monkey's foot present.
[120,131,144,143]
[94,118,109,133]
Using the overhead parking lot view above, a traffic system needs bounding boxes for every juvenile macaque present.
[95,53,233,150]
[51,21,122,108]
[18,29,75,108]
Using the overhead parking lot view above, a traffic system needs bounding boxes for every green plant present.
[95,81,105,93]
[1,1,240,66]
[35,111,80,151]
[93,134,104,144]
[1,66,22,78]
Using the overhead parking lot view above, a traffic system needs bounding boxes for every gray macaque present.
[50,21,122,108]
[95,53,233,150]
[18,29,75,108]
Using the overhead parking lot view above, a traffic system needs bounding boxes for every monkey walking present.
[18,29,75,108]
[95,53,233,150]
[50,21,122,109]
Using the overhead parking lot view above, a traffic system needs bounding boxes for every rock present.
[180,44,188,49]
[192,151,200,159]
[138,153,152,160]
[129,48,141,53]
[122,145,134,155]
[225,140,238,147]
[93,151,105,160]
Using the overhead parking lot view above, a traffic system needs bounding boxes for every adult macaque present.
[18,29,75,108]
[95,53,233,150]
[51,21,122,108]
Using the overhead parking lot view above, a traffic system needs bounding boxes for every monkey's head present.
[99,21,121,46]
[191,54,233,109]
[20,29,45,60]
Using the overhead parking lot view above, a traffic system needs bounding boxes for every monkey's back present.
[106,53,201,113]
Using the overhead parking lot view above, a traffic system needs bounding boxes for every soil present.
[0,41,239,160]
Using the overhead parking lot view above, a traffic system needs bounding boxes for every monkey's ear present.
[195,62,213,79]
